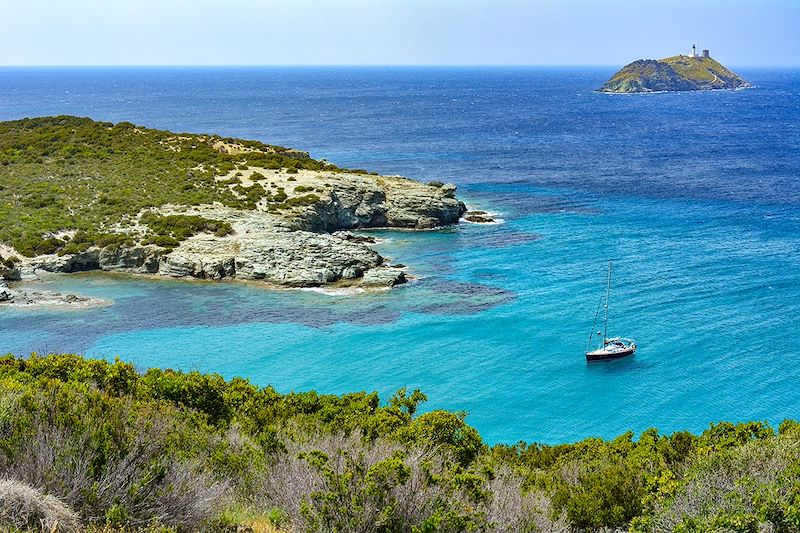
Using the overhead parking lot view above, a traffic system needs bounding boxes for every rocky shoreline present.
[1,169,483,298]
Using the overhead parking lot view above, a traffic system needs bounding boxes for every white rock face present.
[298,173,465,232]
[0,281,13,302]
[12,169,466,289]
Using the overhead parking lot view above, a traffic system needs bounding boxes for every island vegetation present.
[0,353,798,532]
[0,116,352,258]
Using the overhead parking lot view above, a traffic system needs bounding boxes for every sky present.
[1,0,798,67]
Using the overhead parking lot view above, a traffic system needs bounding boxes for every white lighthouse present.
[689,44,710,59]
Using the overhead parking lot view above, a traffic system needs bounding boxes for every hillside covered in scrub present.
[0,116,467,290]
[599,54,750,93]
[0,353,799,532]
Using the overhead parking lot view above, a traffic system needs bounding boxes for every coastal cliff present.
[0,116,468,290]
[599,53,750,93]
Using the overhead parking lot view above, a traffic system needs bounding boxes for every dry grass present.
[0,404,229,531]
[0,478,80,533]
[242,517,285,533]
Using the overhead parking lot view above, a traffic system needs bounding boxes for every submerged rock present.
[464,210,496,223]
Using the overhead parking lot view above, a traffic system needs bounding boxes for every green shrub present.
[19,236,66,257]
[142,234,180,248]
[58,230,132,255]
[284,194,321,207]
[105,503,128,526]
[398,410,484,467]
[140,212,233,245]
[272,188,288,203]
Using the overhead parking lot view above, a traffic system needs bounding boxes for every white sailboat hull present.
[585,337,637,362]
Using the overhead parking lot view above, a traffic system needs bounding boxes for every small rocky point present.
[464,210,496,224]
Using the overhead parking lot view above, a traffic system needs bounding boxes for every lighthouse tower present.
[691,44,697,58]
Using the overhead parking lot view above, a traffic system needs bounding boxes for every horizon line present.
[0,63,797,69]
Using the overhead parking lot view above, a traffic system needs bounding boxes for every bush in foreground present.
[0,478,80,532]
[0,353,797,532]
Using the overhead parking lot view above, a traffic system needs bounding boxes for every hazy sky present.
[2,0,798,66]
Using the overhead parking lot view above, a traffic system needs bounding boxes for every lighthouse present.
[691,44,697,58]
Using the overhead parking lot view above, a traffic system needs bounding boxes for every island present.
[0,116,473,294]
[599,45,750,93]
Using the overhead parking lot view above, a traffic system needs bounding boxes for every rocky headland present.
[0,116,483,300]
[599,51,750,93]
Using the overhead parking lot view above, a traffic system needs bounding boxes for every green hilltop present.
[0,116,368,258]
[599,53,750,93]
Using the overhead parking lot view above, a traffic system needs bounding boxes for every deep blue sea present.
[1,66,799,444]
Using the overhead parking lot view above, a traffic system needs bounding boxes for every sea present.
[1,66,799,445]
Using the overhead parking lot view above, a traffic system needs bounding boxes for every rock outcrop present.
[463,210,496,224]
[297,174,465,232]
[0,282,13,302]
[151,207,388,286]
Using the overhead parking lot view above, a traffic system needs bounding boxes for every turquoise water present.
[2,67,799,444]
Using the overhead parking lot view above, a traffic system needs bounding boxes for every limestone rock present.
[361,266,407,288]
[300,174,466,232]
[465,211,496,223]
[0,282,14,302]
[0,282,104,308]
[332,231,377,244]
[99,245,163,273]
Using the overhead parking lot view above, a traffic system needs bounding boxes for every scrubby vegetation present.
[0,353,798,533]
[0,116,353,257]
[140,213,233,249]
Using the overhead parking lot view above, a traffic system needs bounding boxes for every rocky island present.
[599,45,750,93]
[0,116,470,295]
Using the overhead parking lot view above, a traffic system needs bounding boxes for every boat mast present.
[603,261,611,342]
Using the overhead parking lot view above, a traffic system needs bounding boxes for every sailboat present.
[585,261,636,362]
